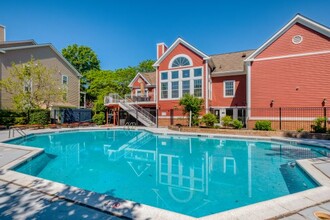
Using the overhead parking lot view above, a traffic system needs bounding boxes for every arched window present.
[171,56,191,68]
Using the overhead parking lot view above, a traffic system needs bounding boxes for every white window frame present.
[62,75,68,85]
[161,82,169,99]
[224,80,235,98]
[159,66,203,100]
[135,89,148,96]
[168,54,193,69]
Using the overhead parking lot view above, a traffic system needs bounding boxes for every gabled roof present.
[0,43,82,78]
[153,38,211,67]
[128,71,156,87]
[210,50,255,75]
[141,72,156,85]
[246,14,330,61]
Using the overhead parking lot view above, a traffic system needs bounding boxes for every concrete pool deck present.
[0,127,330,219]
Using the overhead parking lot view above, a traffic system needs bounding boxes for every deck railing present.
[104,93,155,105]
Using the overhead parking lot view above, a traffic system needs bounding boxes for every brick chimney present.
[0,25,5,42]
[157,43,167,59]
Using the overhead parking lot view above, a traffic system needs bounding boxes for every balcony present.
[104,93,155,105]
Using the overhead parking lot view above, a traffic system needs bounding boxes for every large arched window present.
[169,54,192,68]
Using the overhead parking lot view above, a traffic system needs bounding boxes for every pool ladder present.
[8,127,27,138]
[124,122,136,130]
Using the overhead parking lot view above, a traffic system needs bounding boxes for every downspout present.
[205,60,209,113]
[246,61,252,121]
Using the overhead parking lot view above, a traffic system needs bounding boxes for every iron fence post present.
[324,107,327,131]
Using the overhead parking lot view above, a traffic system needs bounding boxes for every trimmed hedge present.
[254,120,272,131]
[0,110,25,127]
[29,110,50,125]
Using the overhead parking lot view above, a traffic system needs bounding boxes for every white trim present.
[135,88,149,96]
[210,106,246,109]
[168,54,193,69]
[128,72,152,87]
[223,80,235,98]
[245,50,330,62]
[205,60,209,113]
[246,14,330,61]
[159,67,204,101]
[1,44,82,78]
[249,117,329,121]
[292,35,303,44]
[246,62,251,118]
[62,74,68,85]
[211,70,246,77]
[153,38,210,67]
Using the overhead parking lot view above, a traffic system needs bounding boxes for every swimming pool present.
[6,129,329,217]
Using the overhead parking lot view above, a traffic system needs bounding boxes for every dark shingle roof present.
[141,71,156,85]
[210,49,255,74]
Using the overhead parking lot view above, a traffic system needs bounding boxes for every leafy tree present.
[179,94,204,126]
[0,58,65,112]
[86,67,136,111]
[62,44,101,90]
[137,60,155,73]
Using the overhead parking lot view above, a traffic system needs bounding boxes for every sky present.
[0,0,329,70]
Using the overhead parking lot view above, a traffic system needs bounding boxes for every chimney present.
[0,25,5,42]
[157,43,167,59]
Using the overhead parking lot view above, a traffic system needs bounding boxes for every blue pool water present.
[6,130,329,217]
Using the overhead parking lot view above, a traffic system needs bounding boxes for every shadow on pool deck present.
[0,177,142,220]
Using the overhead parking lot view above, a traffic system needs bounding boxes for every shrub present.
[232,119,243,129]
[29,110,50,125]
[201,113,218,127]
[92,112,105,125]
[297,128,304,132]
[0,109,25,127]
[312,117,327,133]
[254,120,272,131]
[221,115,233,127]
[15,117,27,125]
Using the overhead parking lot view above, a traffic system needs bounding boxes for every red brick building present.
[104,14,330,128]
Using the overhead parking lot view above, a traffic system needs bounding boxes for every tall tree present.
[136,60,155,73]
[0,58,65,111]
[62,44,101,90]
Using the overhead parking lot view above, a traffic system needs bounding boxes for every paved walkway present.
[0,127,330,219]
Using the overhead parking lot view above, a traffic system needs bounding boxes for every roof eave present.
[1,44,82,78]
[153,38,210,67]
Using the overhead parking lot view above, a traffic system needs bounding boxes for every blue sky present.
[1,0,329,70]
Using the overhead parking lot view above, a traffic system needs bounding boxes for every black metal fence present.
[248,107,329,131]
[108,107,329,131]
[51,109,92,124]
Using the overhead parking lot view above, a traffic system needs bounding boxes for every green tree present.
[86,67,136,112]
[62,44,101,90]
[179,94,204,126]
[136,60,155,73]
[0,58,65,112]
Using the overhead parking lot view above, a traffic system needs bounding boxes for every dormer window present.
[169,54,192,68]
